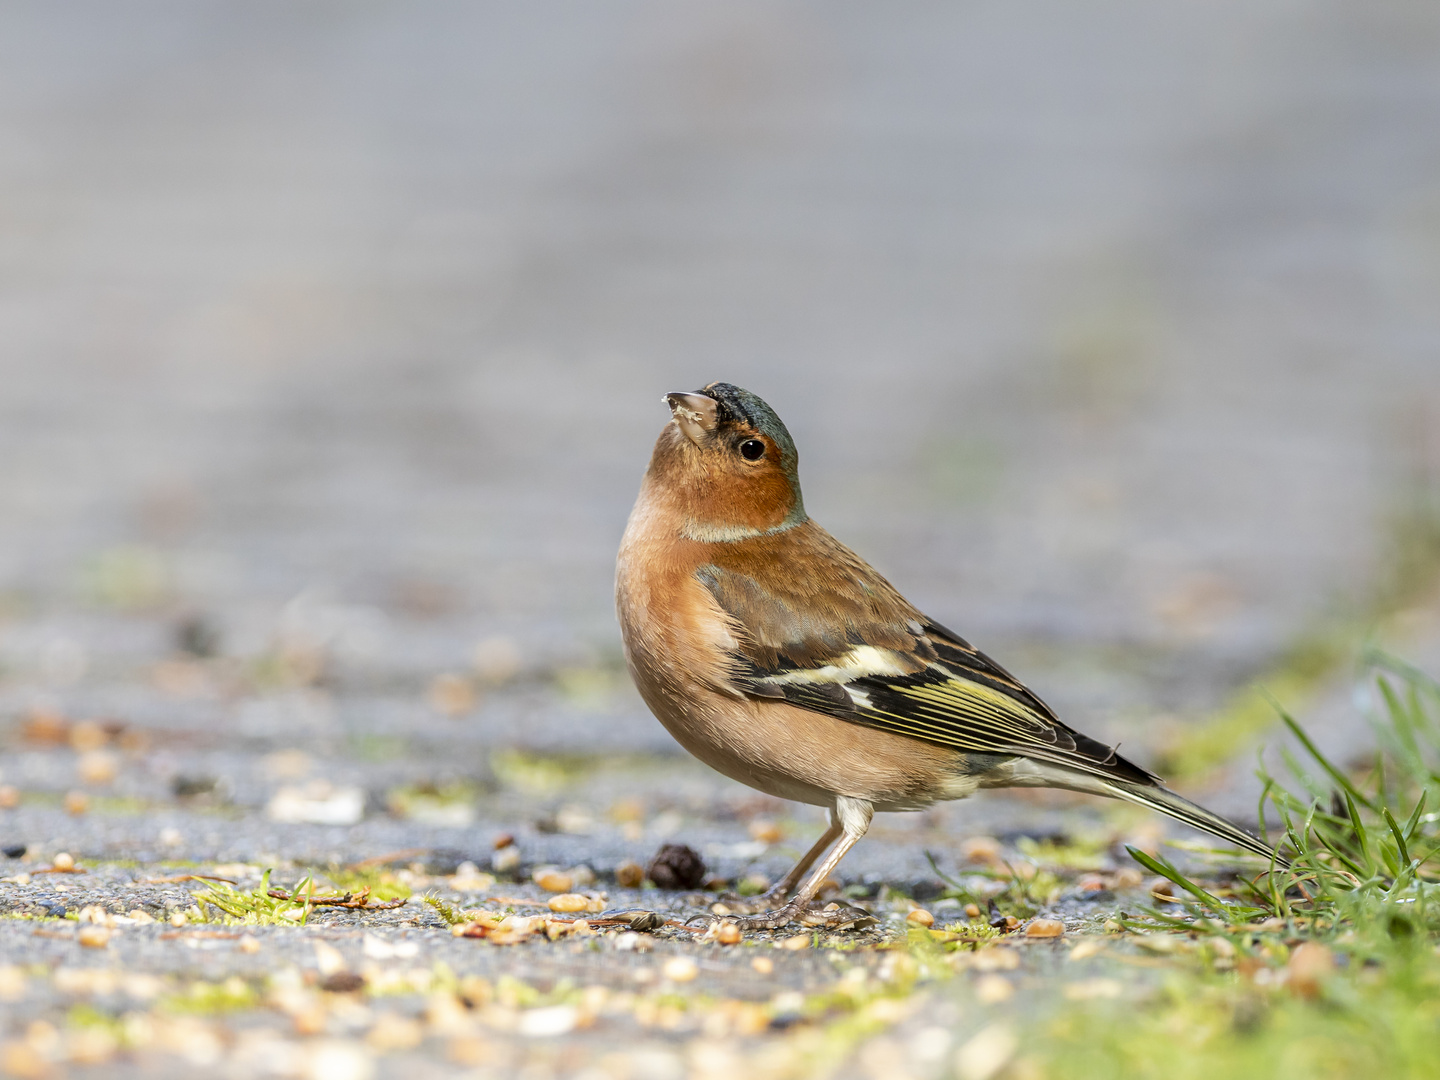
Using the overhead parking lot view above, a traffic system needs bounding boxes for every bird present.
[615,381,1285,930]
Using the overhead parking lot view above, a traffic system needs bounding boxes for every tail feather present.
[1101,780,1289,868]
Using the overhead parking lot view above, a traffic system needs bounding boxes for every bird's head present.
[646,382,806,541]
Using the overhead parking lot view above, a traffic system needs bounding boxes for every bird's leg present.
[720,817,842,913]
[703,797,875,931]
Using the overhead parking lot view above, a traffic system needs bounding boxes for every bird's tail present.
[1099,779,1289,868]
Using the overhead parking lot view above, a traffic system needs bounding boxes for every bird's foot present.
[689,899,875,933]
[708,884,793,917]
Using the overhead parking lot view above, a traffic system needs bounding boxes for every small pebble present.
[662,957,698,982]
[51,853,75,872]
[169,911,187,928]
[907,908,935,927]
[780,934,811,951]
[614,860,645,888]
[751,956,774,974]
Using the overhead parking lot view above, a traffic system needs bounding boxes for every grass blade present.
[1125,846,1230,917]
[1275,698,1379,813]
[1384,806,1413,868]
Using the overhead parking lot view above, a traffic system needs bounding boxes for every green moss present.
[321,866,412,902]
[160,976,258,1015]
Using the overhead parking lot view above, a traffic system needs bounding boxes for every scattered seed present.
[614,860,645,888]
[77,750,118,786]
[751,956,774,974]
[238,935,261,953]
[52,853,75,871]
[715,922,743,945]
[780,935,811,951]
[63,791,88,816]
[547,893,590,913]
[964,903,981,919]
[314,941,347,976]
[1111,867,1144,889]
[960,836,1002,864]
[971,948,1020,972]
[662,957,699,982]
[955,1023,1017,1080]
[320,971,366,994]
[426,673,477,716]
[1026,918,1064,938]
[1287,941,1334,999]
[366,1014,423,1051]
[646,843,707,890]
[1067,938,1105,961]
[0,789,19,810]
[747,819,783,844]
[533,868,573,893]
[907,908,935,927]
[1063,977,1123,1000]
[973,974,1014,1004]
[77,926,111,949]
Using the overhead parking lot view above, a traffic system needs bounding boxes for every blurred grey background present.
[1,0,1438,792]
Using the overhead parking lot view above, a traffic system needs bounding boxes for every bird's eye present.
[739,439,765,461]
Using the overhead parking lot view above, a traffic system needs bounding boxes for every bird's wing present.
[696,529,1158,787]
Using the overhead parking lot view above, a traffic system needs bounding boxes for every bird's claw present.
[692,899,876,933]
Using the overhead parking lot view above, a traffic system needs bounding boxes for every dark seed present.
[646,843,706,891]
[320,971,366,993]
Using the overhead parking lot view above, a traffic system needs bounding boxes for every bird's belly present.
[628,647,969,812]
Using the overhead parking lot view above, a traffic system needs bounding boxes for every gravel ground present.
[1,1,1440,1077]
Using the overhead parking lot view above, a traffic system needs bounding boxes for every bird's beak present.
[664,391,718,445]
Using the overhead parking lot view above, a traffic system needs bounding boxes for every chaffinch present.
[616,382,1282,930]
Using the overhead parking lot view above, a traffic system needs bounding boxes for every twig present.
[266,886,407,910]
